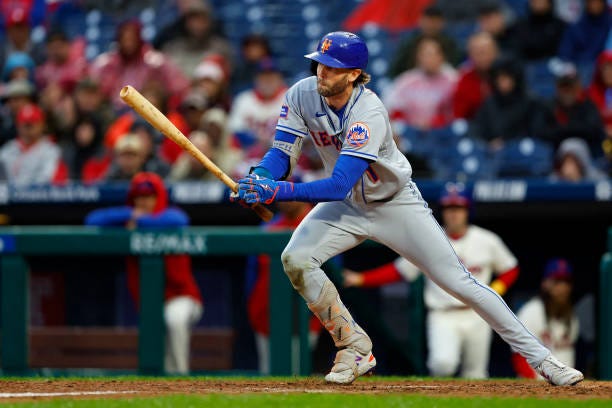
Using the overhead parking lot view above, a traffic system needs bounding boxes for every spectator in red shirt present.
[35,30,87,94]
[89,20,189,112]
[384,36,457,130]
[452,32,499,120]
[86,172,203,374]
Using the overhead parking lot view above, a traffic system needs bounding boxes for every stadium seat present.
[525,59,557,99]
[494,137,554,178]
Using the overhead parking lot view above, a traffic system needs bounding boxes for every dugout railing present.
[0,226,305,376]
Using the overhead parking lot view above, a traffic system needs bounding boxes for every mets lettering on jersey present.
[346,122,370,147]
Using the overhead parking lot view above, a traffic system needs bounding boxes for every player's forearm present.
[360,263,404,287]
[252,147,290,180]
[136,208,189,228]
[274,154,370,202]
[490,266,520,296]
[251,130,298,180]
[85,207,133,226]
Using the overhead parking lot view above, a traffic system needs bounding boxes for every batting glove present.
[229,190,250,209]
[237,174,294,205]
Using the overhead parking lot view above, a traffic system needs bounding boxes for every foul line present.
[0,391,138,398]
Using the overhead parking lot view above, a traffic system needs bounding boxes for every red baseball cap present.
[6,8,28,27]
[16,104,45,125]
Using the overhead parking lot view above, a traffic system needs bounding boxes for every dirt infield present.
[0,378,610,402]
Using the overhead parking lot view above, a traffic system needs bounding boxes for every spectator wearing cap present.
[558,0,611,63]
[0,103,66,185]
[388,5,460,79]
[2,51,35,83]
[103,133,149,181]
[0,3,46,70]
[452,32,499,120]
[513,259,579,380]
[0,78,35,145]
[469,56,549,149]
[154,0,233,77]
[89,20,189,112]
[192,54,232,111]
[129,118,171,178]
[514,0,566,61]
[384,36,457,130]
[541,62,604,152]
[233,34,274,94]
[477,3,519,57]
[154,90,209,166]
[343,183,520,379]
[228,58,287,160]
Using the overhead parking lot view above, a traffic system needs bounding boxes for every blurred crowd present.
[0,0,610,187]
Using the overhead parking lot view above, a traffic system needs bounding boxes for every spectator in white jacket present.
[0,103,63,185]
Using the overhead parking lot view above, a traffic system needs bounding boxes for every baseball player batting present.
[232,31,583,386]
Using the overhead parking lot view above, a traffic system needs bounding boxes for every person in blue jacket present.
[86,171,203,374]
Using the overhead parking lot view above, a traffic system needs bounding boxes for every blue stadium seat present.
[494,138,554,178]
[399,125,433,158]
[525,59,557,99]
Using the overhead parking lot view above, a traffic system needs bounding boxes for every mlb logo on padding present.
[346,122,370,147]
[280,105,289,118]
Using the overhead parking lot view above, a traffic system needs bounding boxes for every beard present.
[317,76,349,97]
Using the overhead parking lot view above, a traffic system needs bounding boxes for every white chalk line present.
[0,391,139,398]
[259,385,442,393]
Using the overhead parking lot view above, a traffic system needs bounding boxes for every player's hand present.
[238,174,285,205]
[343,269,364,287]
[229,189,250,209]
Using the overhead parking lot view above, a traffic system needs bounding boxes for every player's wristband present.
[250,166,273,179]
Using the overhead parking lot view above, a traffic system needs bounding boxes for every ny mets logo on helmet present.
[321,38,332,53]
[346,122,370,147]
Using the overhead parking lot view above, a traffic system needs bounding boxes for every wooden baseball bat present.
[119,85,273,222]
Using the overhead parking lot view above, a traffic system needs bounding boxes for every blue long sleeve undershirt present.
[252,129,372,202]
[287,154,370,202]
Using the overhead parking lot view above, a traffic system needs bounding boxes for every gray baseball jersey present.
[277,77,551,368]
[275,77,412,203]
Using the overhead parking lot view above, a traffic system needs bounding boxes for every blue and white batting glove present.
[237,174,294,205]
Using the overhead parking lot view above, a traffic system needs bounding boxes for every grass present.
[2,394,611,408]
[0,376,609,407]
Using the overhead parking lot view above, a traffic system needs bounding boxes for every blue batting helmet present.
[304,31,368,70]
[439,182,471,208]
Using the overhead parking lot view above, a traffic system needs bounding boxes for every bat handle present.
[252,203,274,222]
